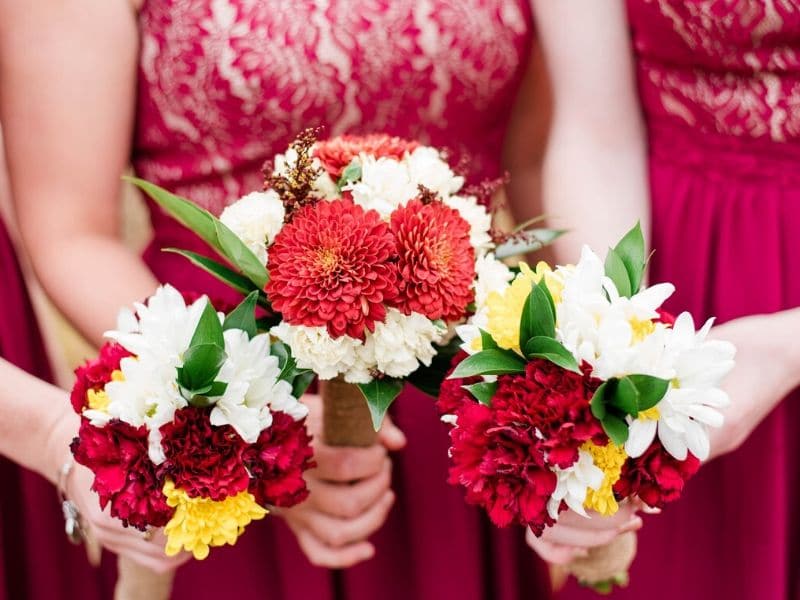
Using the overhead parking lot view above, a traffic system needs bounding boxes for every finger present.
[377,415,407,451]
[312,443,387,482]
[526,535,587,566]
[295,530,375,569]
[303,490,395,548]
[556,504,639,530]
[308,458,392,518]
[102,542,185,574]
[542,520,635,549]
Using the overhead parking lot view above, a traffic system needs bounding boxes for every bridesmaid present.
[1,1,638,599]
[532,2,800,599]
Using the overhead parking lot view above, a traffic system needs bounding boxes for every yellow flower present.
[485,262,562,352]
[582,441,627,516]
[162,479,268,560]
[85,370,124,413]
[638,406,660,421]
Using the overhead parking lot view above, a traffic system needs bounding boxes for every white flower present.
[473,253,513,308]
[270,322,372,384]
[346,155,417,218]
[404,146,464,198]
[547,450,605,519]
[219,191,285,264]
[359,309,445,379]
[455,306,489,355]
[443,194,493,253]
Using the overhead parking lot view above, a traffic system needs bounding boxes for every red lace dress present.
[132,2,551,599]
[564,2,800,599]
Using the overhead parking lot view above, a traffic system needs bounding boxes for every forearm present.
[0,359,78,484]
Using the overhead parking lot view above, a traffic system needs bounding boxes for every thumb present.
[377,415,407,451]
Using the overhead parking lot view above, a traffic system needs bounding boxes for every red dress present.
[132,2,551,599]
[563,2,800,599]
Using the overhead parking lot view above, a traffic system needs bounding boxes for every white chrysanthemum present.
[359,309,445,379]
[443,194,493,253]
[455,306,490,355]
[473,253,513,309]
[346,155,417,218]
[547,450,605,519]
[219,191,285,264]
[404,146,464,198]
[274,147,339,199]
[271,322,372,384]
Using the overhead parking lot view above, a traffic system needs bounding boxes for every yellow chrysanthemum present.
[582,441,628,516]
[485,262,563,352]
[638,406,660,421]
[85,370,124,413]
[162,479,268,560]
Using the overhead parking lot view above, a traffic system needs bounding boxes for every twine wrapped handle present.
[321,377,378,447]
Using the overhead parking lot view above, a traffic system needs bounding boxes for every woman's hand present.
[67,463,190,574]
[525,504,643,566]
[708,310,800,460]
[277,394,406,568]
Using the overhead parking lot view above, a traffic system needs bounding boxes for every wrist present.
[44,412,80,487]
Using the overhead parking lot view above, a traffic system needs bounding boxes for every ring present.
[142,528,155,541]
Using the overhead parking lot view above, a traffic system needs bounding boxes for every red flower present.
[447,401,557,534]
[71,418,171,530]
[70,343,131,413]
[313,134,419,179]
[266,199,399,340]
[244,411,315,507]
[613,440,701,508]
[494,360,605,468]
[436,352,478,419]
[390,199,475,322]
[656,309,676,327]
[159,407,250,501]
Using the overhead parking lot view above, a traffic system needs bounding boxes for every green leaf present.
[449,349,527,379]
[190,301,225,350]
[628,374,670,411]
[591,381,611,420]
[337,161,362,188]
[495,228,566,260]
[523,336,581,373]
[604,247,632,298]
[223,291,259,338]
[610,377,640,416]
[480,329,498,351]
[177,344,227,392]
[206,381,228,397]
[163,249,259,297]
[519,279,556,346]
[406,341,461,397]
[463,381,498,406]
[291,370,315,398]
[358,378,404,430]
[601,413,629,445]
[614,222,646,295]
[214,220,269,289]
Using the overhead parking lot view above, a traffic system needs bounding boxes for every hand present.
[707,311,800,460]
[525,503,643,566]
[278,394,406,568]
[68,463,191,574]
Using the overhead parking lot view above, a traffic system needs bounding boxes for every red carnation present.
[447,401,557,534]
[390,199,475,322]
[436,352,478,419]
[70,343,131,413]
[656,309,676,327]
[266,199,399,340]
[159,407,250,501]
[71,418,171,530]
[244,411,314,507]
[314,134,419,179]
[494,360,605,469]
[613,440,701,508]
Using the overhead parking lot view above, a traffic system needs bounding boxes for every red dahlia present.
[613,439,701,508]
[447,401,557,534]
[244,411,315,507]
[70,343,131,413]
[159,407,250,501]
[266,199,399,340]
[71,418,171,530]
[390,199,475,322]
[313,134,419,178]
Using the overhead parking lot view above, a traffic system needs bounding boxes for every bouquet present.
[128,129,559,443]
[438,224,736,591]
[70,286,314,598]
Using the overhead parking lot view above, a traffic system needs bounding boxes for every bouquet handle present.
[320,377,378,447]
[565,530,637,593]
[114,555,175,600]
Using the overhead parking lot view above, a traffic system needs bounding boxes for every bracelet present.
[56,458,86,545]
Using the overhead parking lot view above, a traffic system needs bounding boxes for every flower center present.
[638,406,660,421]
[315,247,341,276]
[629,317,656,344]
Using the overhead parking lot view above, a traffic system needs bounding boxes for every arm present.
[531,0,649,261]
[0,0,157,347]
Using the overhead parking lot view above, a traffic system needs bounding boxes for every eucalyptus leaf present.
[223,291,259,338]
[494,228,566,260]
[602,413,630,446]
[214,220,270,289]
[449,349,526,379]
[463,381,498,406]
[628,374,670,411]
[523,336,581,373]
[358,378,404,431]
[614,222,646,295]
[604,247,632,298]
[611,377,640,416]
